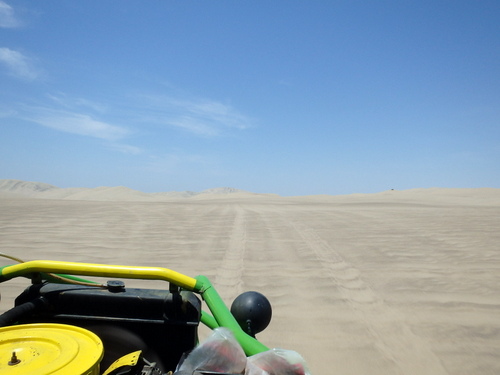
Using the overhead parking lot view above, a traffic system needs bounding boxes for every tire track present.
[213,205,247,303]
[287,217,449,375]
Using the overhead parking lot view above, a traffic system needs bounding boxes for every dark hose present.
[0,297,48,327]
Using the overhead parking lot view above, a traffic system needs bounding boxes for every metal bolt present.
[8,351,21,366]
[107,280,126,293]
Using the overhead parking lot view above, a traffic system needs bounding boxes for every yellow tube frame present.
[0,260,200,291]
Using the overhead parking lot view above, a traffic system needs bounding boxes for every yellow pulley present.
[0,323,104,375]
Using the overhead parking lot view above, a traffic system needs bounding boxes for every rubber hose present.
[0,297,48,327]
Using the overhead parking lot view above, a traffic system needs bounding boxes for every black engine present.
[4,280,201,373]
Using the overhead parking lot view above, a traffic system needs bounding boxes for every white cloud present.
[0,108,16,118]
[167,115,220,136]
[46,93,107,113]
[0,47,39,80]
[0,1,21,28]
[27,109,130,141]
[176,98,250,130]
[16,93,130,142]
[136,95,252,137]
[107,143,143,155]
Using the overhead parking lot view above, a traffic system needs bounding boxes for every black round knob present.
[230,291,272,337]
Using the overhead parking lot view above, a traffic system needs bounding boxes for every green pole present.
[200,310,219,329]
[195,275,269,356]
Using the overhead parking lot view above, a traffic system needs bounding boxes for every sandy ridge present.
[2,179,500,205]
[0,179,265,201]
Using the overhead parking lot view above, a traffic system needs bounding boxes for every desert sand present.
[1,180,499,375]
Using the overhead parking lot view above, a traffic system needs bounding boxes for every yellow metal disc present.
[0,323,104,375]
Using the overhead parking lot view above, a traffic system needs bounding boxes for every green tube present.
[200,310,219,329]
[195,275,269,356]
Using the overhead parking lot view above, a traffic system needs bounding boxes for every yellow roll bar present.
[0,260,200,291]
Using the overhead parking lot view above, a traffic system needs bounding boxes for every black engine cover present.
[14,282,201,372]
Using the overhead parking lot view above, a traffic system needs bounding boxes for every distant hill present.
[1,179,499,205]
[0,179,268,202]
[0,179,58,195]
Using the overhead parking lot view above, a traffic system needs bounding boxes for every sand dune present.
[0,179,59,195]
[0,179,266,201]
[1,180,499,375]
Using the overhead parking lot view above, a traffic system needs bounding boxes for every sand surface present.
[1,182,499,375]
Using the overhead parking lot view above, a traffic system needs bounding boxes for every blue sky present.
[1,1,499,196]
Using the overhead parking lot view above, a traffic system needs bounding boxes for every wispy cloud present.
[26,108,130,141]
[4,89,253,158]
[46,93,107,113]
[0,1,21,28]
[106,143,143,155]
[0,47,40,80]
[2,92,136,153]
[167,115,221,136]
[136,95,252,137]
[14,93,131,142]
[172,98,250,130]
